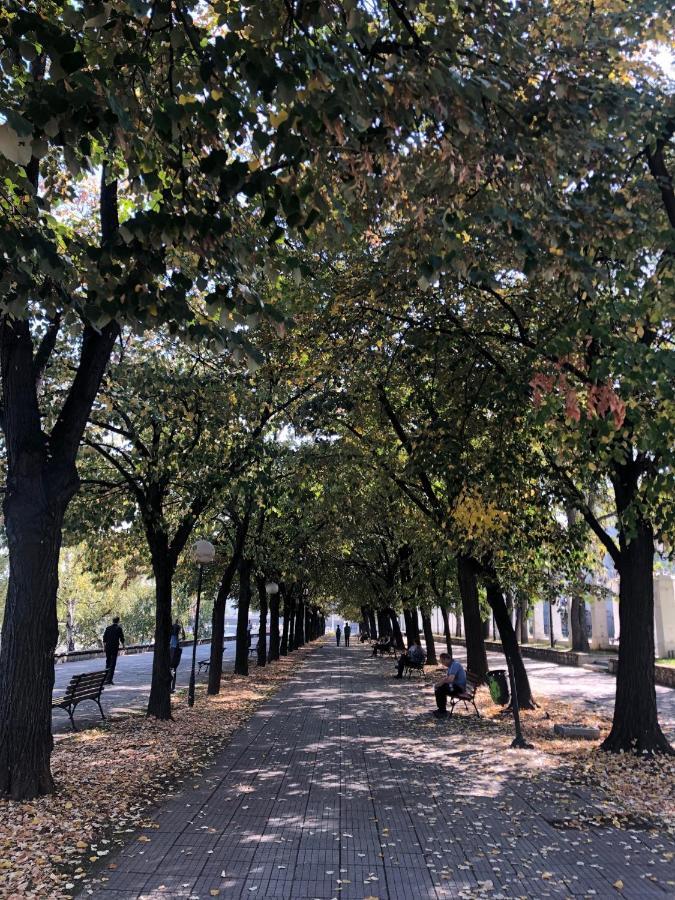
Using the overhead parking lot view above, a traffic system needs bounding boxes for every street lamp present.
[188,539,216,707]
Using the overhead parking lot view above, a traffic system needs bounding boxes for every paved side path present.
[88,645,675,899]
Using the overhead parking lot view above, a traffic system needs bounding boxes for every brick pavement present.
[85,644,675,899]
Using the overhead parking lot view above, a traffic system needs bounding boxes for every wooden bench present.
[372,640,396,657]
[448,671,482,718]
[52,670,108,731]
[198,658,210,675]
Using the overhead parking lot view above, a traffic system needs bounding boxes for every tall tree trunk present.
[268,589,280,661]
[287,590,296,652]
[570,595,590,652]
[66,596,76,652]
[280,585,292,656]
[440,605,453,657]
[368,607,378,639]
[304,605,311,642]
[377,608,391,636]
[147,543,174,719]
[602,518,671,753]
[420,610,437,665]
[485,577,535,709]
[455,610,462,637]
[457,555,488,680]
[234,558,251,675]
[388,608,405,650]
[256,577,268,667]
[294,598,305,649]
[0,498,65,798]
[0,166,119,799]
[566,507,589,652]
[403,608,415,645]
[516,596,529,644]
[207,550,240,694]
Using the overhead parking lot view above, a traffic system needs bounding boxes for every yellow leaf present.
[211,89,223,101]
[614,881,624,891]
[248,158,261,172]
[269,109,289,128]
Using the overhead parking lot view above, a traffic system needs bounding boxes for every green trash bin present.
[486,669,509,706]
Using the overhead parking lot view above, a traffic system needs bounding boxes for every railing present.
[54,634,258,665]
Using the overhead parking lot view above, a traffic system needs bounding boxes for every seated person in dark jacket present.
[372,635,395,656]
[394,638,425,678]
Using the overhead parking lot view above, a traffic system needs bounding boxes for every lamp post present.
[188,539,216,707]
[266,581,279,662]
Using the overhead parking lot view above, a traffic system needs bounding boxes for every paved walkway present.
[87,644,675,899]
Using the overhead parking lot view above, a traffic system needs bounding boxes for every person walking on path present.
[433,652,466,718]
[344,622,351,646]
[169,620,185,693]
[335,624,341,646]
[102,617,125,684]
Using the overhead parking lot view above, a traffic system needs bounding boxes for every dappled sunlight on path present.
[86,644,675,899]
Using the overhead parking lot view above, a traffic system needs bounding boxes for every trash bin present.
[486,669,509,706]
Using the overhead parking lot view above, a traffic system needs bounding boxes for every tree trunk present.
[602,519,672,754]
[440,605,453,657]
[147,544,174,720]
[517,596,529,644]
[0,498,65,798]
[388,608,405,650]
[455,610,462,637]
[256,578,268,667]
[268,590,280,661]
[66,596,76,652]
[287,590,296,652]
[294,598,305,649]
[485,578,535,709]
[570,595,590,653]
[368,607,378,639]
[234,558,252,676]
[207,551,240,694]
[0,308,118,799]
[280,586,292,656]
[457,555,488,679]
[304,605,311,642]
[377,608,390,636]
[420,610,437,665]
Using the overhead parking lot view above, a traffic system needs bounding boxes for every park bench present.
[52,670,108,731]
[448,672,482,718]
[198,658,210,675]
[402,658,425,678]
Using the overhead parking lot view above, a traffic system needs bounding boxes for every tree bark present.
[457,555,488,680]
[294,598,305,648]
[516,596,529,644]
[377,608,391,636]
[256,577,268,667]
[388,607,405,649]
[0,311,118,798]
[368,607,378,639]
[280,585,292,655]
[455,611,462,637]
[570,595,590,652]
[268,589,280,661]
[146,541,174,719]
[66,596,76,652]
[440,605,453,657]
[207,550,240,694]
[420,610,437,665]
[484,578,535,709]
[601,518,672,753]
[287,590,296,652]
[234,558,251,675]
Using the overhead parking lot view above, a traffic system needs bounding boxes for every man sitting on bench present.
[372,635,394,656]
[433,653,467,718]
[394,638,425,678]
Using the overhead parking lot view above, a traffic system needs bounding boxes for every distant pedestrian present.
[344,623,351,646]
[102,617,125,684]
[169,620,185,693]
[335,624,341,646]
